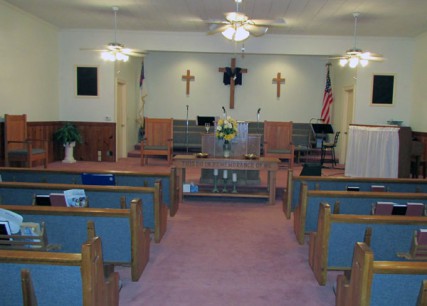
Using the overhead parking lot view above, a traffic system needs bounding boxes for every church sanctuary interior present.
[2,0,427,305]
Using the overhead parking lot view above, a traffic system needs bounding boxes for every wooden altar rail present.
[0,121,116,165]
[173,155,280,205]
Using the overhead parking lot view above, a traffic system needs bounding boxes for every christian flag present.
[321,65,334,124]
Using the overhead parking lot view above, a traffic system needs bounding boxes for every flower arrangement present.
[216,116,238,143]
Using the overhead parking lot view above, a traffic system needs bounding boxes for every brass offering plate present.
[244,154,258,160]
[195,153,208,158]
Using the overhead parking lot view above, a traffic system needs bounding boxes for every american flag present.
[320,65,333,124]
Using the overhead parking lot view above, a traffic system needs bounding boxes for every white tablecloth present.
[344,125,399,178]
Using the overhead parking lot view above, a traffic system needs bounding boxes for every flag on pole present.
[321,65,333,124]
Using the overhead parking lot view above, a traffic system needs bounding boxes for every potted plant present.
[53,123,82,163]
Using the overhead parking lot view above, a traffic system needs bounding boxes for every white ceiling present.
[6,0,427,38]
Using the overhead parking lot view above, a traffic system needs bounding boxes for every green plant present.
[53,123,82,145]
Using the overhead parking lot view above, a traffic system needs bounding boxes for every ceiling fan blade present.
[243,24,268,36]
[122,49,146,57]
[80,48,109,52]
[250,18,286,27]
[208,24,231,35]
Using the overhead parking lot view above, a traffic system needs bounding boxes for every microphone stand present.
[185,105,189,154]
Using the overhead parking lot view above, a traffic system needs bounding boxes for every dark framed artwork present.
[76,66,98,97]
[372,74,395,105]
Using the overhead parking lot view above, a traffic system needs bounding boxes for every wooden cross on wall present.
[219,58,247,109]
[182,70,195,95]
[272,72,286,98]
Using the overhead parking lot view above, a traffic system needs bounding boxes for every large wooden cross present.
[272,72,286,98]
[182,69,195,95]
[219,58,247,109]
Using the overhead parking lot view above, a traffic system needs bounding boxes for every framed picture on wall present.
[371,74,395,105]
[76,66,98,97]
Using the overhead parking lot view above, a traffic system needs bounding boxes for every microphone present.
[257,108,261,114]
[222,106,226,118]
[186,105,189,110]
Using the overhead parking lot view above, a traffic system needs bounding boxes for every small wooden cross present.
[219,58,248,109]
[182,70,195,95]
[272,72,286,98]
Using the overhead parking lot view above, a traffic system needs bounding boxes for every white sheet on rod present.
[344,125,400,178]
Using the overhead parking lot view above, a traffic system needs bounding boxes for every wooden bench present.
[0,166,178,217]
[293,183,427,244]
[284,169,427,219]
[335,242,427,306]
[309,203,427,285]
[0,236,119,306]
[0,181,167,243]
[0,198,150,281]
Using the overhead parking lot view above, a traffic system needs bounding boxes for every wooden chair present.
[141,117,173,166]
[263,121,294,169]
[4,114,48,168]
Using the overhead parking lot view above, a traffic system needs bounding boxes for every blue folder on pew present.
[81,173,116,186]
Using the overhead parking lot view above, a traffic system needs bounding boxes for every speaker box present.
[300,163,322,176]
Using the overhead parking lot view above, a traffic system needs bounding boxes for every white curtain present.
[344,125,400,178]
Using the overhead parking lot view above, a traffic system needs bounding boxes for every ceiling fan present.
[206,0,285,42]
[81,7,145,62]
[331,12,384,68]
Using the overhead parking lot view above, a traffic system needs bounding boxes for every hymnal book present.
[374,201,395,215]
[64,189,87,207]
[347,186,360,192]
[34,194,51,206]
[417,229,427,245]
[406,202,425,216]
[371,185,386,192]
[49,193,67,207]
[392,204,407,215]
[0,221,12,245]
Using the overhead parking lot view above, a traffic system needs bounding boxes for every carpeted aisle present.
[117,199,336,306]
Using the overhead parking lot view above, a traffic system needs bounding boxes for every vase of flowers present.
[216,116,238,158]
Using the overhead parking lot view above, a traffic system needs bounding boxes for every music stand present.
[311,124,334,148]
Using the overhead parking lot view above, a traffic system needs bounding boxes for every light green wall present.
[0,1,59,121]
[412,33,427,131]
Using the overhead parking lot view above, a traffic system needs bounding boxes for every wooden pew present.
[335,242,427,306]
[0,166,179,217]
[293,183,427,244]
[283,168,427,219]
[0,198,150,281]
[0,180,167,243]
[0,236,119,306]
[21,269,38,306]
[309,203,427,285]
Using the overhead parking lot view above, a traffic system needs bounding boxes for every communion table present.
[173,155,280,205]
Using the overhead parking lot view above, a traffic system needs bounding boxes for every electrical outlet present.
[97,151,102,161]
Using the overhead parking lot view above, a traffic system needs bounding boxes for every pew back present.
[293,183,427,244]
[0,181,167,243]
[0,167,178,216]
[0,236,119,306]
[284,169,427,219]
[310,203,427,285]
[336,242,427,306]
[0,198,150,281]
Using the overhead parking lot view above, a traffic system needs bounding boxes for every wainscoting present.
[0,121,116,165]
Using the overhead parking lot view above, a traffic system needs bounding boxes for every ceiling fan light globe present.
[339,58,348,67]
[101,51,115,61]
[349,57,359,68]
[360,59,369,67]
[234,26,250,41]
[116,52,129,62]
[222,28,235,40]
